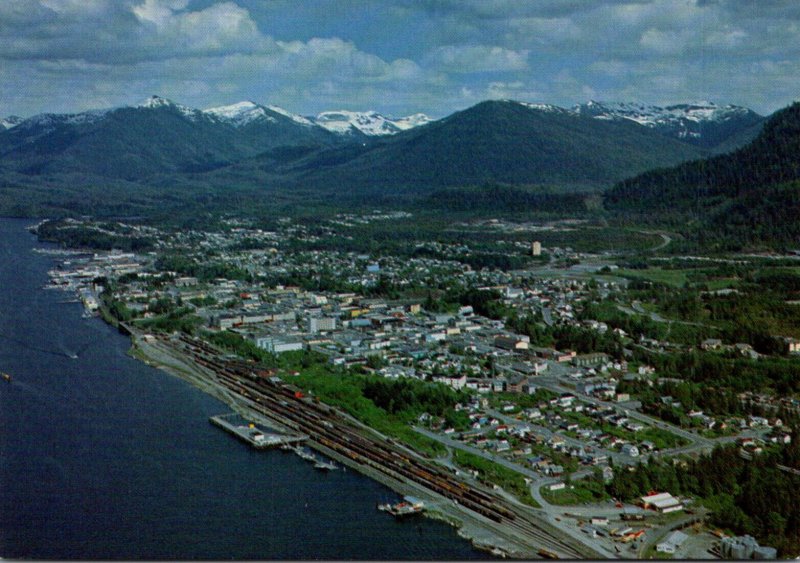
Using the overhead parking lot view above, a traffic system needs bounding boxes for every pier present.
[209,413,307,449]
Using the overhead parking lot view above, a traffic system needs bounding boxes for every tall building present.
[531,241,542,256]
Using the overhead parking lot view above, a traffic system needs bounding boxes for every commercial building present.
[255,336,304,354]
[308,316,337,333]
[494,335,529,351]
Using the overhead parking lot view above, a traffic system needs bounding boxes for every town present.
[37,213,800,559]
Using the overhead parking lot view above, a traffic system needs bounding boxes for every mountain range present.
[0,94,775,224]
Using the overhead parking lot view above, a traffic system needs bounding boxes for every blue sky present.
[1,0,799,118]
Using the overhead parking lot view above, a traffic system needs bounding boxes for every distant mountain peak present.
[313,110,432,136]
[137,95,198,119]
[203,101,273,126]
[516,101,571,114]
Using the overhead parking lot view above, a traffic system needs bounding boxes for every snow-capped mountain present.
[517,101,571,115]
[312,110,432,136]
[514,100,764,148]
[265,105,315,127]
[573,100,757,134]
[204,101,276,126]
[137,95,200,119]
[202,103,431,135]
[203,101,318,128]
[1,116,23,130]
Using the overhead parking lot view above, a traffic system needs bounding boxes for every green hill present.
[605,102,800,247]
[265,100,707,196]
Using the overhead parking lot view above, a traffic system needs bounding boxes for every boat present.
[1,372,11,383]
[377,496,424,517]
[313,460,337,471]
[293,446,318,462]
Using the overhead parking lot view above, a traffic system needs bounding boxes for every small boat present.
[2,372,11,383]
[377,497,424,517]
[293,446,317,462]
[313,460,337,471]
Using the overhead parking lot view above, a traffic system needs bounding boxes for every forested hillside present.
[605,103,800,247]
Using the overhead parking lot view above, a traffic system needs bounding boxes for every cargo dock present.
[210,413,307,449]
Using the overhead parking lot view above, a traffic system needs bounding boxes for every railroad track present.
[160,333,600,558]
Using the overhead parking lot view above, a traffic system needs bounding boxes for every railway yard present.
[132,329,608,559]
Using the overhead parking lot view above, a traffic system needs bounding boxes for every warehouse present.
[656,530,688,554]
[640,492,683,513]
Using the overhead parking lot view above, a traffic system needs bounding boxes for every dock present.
[378,496,425,517]
[291,445,338,470]
[210,414,307,449]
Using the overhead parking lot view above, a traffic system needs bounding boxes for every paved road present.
[621,301,707,328]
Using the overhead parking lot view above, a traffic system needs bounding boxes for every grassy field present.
[540,478,610,506]
[451,449,540,508]
[615,268,690,287]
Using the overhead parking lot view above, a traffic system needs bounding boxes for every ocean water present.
[0,218,486,560]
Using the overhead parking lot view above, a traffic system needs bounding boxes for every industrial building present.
[720,535,777,560]
[656,530,688,554]
[640,492,683,513]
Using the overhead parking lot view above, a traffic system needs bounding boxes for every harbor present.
[209,413,307,449]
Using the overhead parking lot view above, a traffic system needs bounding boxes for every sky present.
[1,0,799,118]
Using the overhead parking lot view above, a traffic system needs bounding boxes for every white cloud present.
[425,45,529,73]
[2,0,800,117]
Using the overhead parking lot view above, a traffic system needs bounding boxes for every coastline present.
[123,328,596,559]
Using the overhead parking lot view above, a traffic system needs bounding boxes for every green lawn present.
[541,478,610,506]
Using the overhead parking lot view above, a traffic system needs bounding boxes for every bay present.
[0,217,486,560]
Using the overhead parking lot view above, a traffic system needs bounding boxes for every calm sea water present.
[0,218,486,560]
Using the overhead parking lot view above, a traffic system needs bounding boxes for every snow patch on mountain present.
[15,110,110,134]
[1,116,23,130]
[392,113,433,130]
[313,110,432,136]
[266,105,314,126]
[137,95,199,119]
[573,100,755,128]
[203,101,275,126]
[517,102,570,114]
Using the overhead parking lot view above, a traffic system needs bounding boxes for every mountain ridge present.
[0,95,772,223]
[605,102,800,247]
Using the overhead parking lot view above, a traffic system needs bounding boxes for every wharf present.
[210,413,307,449]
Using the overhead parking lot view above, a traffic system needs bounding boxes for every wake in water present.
[0,330,83,359]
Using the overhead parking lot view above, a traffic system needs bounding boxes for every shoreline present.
[124,329,600,559]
